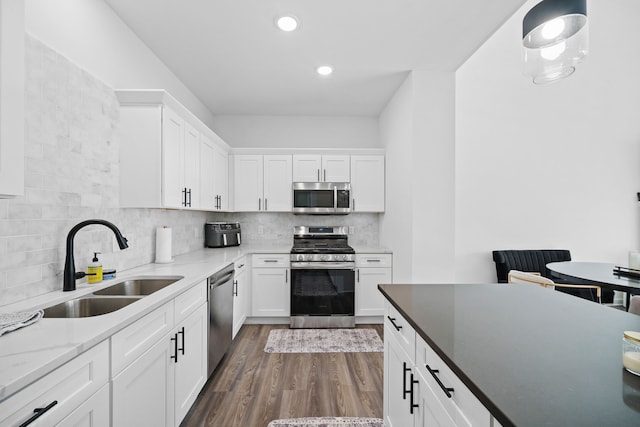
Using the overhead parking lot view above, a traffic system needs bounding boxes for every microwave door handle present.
[333,186,337,209]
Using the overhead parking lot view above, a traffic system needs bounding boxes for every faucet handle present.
[74,272,87,280]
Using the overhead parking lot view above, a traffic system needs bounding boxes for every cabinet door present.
[112,334,175,427]
[414,369,458,427]
[233,268,250,338]
[384,324,414,427]
[0,0,24,198]
[174,303,208,426]
[200,135,217,210]
[56,383,110,427]
[322,155,350,182]
[233,155,263,211]
[184,122,200,208]
[356,267,391,316]
[162,107,185,208]
[292,155,321,182]
[350,155,385,212]
[212,142,229,211]
[263,155,292,211]
[251,268,290,316]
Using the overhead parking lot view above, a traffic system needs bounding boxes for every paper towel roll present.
[155,226,173,263]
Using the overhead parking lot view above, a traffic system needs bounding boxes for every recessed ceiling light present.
[276,15,299,32]
[316,65,333,76]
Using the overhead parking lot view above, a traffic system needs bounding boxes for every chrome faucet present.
[63,219,129,291]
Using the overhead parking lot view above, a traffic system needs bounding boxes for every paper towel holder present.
[155,226,174,264]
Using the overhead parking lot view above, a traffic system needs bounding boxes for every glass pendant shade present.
[522,0,588,84]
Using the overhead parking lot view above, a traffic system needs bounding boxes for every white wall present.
[211,115,380,149]
[379,74,413,283]
[24,0,216,129]
[379,69,456,283]
[455,0,640,282]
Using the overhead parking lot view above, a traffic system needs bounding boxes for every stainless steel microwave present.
[292,182,351,215]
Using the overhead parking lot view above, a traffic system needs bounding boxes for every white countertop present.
[0,243,389,400]
[0,244,289,401]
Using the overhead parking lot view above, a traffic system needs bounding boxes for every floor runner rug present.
[267,417,383,427]
[264,328,383,353]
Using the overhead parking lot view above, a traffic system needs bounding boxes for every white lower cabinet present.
[233,257,250,337]
[111,281,208,427]
[56,383,110,427]
[356,254,392,316]
[174,303,208,425]
[111,329,175,427]
[251,254,290,317]
[384,301,492,427]
[0,340,109,427]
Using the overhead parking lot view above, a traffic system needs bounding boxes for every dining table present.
[547,261,640,308]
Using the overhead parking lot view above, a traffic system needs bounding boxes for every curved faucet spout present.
[63,219,129,291]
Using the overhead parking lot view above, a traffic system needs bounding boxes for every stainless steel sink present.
[92,276,183,296]
[43,297,140,318]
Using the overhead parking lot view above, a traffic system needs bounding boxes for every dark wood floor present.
[181,324,384,427]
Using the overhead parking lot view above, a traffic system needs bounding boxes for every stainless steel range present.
[290,226,356,328]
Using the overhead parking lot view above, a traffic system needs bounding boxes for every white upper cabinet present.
[116,90,230,211]
[201,133,228,211]
[350,155,385,212]
[233,154,292,212]
[263,155,293,211]
[0,0,24,198]
[292,154,350,182]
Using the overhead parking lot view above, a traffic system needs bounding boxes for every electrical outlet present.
[258,225,264,234]
[348,226,355,234]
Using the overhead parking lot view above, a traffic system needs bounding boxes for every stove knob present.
[322,255,329,261]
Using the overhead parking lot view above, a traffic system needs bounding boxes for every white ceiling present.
[104,0,527,116]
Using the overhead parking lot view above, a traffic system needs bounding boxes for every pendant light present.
[522,0,588,84]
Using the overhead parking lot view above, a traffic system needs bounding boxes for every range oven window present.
[290,268,355,316]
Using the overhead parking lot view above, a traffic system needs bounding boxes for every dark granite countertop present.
[378,283,640,427]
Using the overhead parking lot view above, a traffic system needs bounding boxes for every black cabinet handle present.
[182,188,187,207]
[426,364,454,398]
[233,279,238,296]
[265,198,268,211]
[171,333,178,363]
[317,169,320,182]
[187,189,192,207]
[387,316,402,331]
[409,374,419,414]
[402,362,412,400]
[19,400,58,427]
[178,327,185,355]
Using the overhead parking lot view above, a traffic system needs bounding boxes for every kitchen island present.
[379,283,640,426]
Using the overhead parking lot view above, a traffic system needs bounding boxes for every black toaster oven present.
[205,222,241,248]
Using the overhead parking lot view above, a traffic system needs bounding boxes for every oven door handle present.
[291,262,355,270]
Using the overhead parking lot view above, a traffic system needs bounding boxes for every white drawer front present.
[415,335,491,427]
[0,340,109,427]
[174,280,207,324]
[111,301,174,377]
[356,253,392,268]
[234,256,249,274]
[252,254,289,267]
[384,302,415,364]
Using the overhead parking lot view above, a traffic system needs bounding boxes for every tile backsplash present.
[0,36,210,306]
[0,36,380,307]
[211,212,379,247]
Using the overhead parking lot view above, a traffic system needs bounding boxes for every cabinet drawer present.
[0,340,109,427]
[415,335,491,427]
[356,253,392,268]
[252,254,289,267]
[234,256,249,274]
[174,280,207,324]
[111,301,174,377]
[384,302,415,364]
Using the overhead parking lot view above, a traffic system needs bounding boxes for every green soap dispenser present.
[87,252,103,284]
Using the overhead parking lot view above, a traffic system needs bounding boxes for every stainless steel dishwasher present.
[207,263,234,377]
